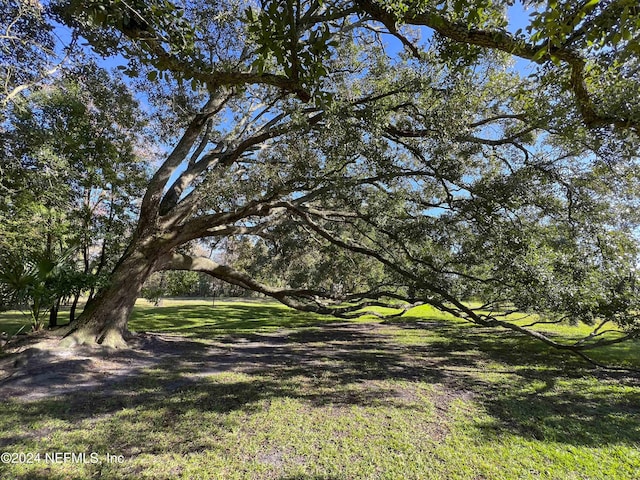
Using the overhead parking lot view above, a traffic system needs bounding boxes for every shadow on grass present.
[1,304,639,458]
[384,316,640,446]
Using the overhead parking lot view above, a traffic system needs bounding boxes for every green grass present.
[1,299,639,479]
[0,309,31,337]
[129,298,342,336]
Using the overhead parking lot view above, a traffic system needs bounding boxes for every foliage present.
[1,60,150,321]
[0,248,81,330]
[226,230,385,295]
[141,269,253,300]
[140,272,166,306]
[0,0,58,110]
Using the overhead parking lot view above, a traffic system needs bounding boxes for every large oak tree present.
[9,1,638,363]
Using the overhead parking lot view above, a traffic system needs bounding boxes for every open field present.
[0,300,639,479]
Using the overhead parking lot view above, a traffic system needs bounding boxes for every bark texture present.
[62,242,164,348]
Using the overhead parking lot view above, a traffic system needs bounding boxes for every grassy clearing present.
[129,298,342,336]
[1,300,639,479]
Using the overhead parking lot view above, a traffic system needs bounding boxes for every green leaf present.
[532,47,547,61]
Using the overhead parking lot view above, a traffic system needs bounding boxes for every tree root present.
[60,327,129,349]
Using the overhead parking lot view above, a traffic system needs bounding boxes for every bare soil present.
[0,323,470,405]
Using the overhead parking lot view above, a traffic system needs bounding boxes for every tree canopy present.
[1,52,149,326]
[2,0,639,367]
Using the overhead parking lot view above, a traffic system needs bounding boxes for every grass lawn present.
[0,299,639,479]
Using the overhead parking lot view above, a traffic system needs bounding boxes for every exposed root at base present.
[60,328,129,349]
[48,325,74,337]
[98,329,129,349]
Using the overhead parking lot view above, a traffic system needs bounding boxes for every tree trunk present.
[48,297,60,328]
[69,292,80,323]
[61,244,162,348]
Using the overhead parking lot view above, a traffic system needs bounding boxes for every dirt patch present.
[0,332,229,401]
[0,323,471,413]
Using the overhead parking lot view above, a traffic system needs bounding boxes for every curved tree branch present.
[280,201,640,372]
[156,252,418,319]
[355,0,638,132]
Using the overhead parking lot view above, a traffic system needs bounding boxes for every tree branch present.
[157,253,417,319]
[139,92,232,229]
[355,0,638,131]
